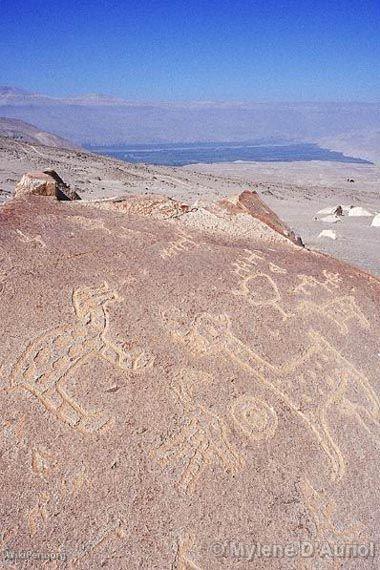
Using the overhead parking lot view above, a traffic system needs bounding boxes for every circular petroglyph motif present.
[231,396,278,441]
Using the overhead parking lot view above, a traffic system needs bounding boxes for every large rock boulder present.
[14,170,80,200]
[0,191,379,568]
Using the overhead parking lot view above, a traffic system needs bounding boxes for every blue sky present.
[0,0,379,101]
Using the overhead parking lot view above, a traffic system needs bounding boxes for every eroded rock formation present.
[14,170,80,201]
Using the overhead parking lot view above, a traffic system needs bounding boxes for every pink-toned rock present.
[14,170,80,200]
[0,189,379,568]
[219,190,304,245]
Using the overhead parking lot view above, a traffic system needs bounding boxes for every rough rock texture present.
[218,190,304,245]
[87,193,190,219]
[14,170,80,201]
[0,189,379,568]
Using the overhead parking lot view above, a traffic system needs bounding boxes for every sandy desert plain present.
[1,135,379,276]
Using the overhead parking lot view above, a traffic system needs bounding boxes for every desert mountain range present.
[1,86,379,162]
[0,171,379,567]
[0,116,76,149]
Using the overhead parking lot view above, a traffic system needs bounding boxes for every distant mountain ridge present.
[0,116,77,149]
[0,86,379,161]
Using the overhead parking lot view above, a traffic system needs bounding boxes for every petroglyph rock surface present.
[0,189,379,568]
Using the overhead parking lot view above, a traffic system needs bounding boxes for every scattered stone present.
[316,205,343,217]
[347,206,372,217]
[318,229,337,240]
[371,213,380,227]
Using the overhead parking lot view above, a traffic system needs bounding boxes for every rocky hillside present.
[0,116,76,149]
[0,174,379,567]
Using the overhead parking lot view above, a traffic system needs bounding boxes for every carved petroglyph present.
[233,272,290,320]
[0,526,18,552]
[301,479,365,542]
[160,232,200,259]
[171,313,380,480]
[175,534,202,570]
[68,215,113,235]
[232,249,289,320]
[71,519,126,564]
[15,229,46,248]
[232,248,287,278]
[294,270,342,297]
[293,270,370,332]
[300,295,370,334]
[9,283,152,434]
[68,467,89,498]
[32,446,57,481]
[231,248,265,279]
[155,369,244,495]
[27,493,50,537]
[298,479,367,570]
[231,396,278,442]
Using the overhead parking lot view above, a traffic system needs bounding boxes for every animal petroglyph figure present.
[294,271,342,297]
[298,479,367,570]
[155,369,244,495]
[171,313,380,480]
[300,295,370,335]
[301,479,365,542]
[9,283,152,434]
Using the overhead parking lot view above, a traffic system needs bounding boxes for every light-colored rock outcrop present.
[318,229,337,240]
[0,184,379,568]
[347,206,373,217]
[316,205,343,217]
[14,170,80,201]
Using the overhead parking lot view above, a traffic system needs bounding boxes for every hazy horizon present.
[2,85,380,105]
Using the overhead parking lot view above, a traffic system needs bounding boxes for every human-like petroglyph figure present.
[168,313,380,480]
[231,248,265,278]
[160,231,200,260]
[231,396,278,442]
[233,272,290,320]
[155,369,244,495]
[232,248,287,278]
[232,249,290,320]
[9,283,152,434]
